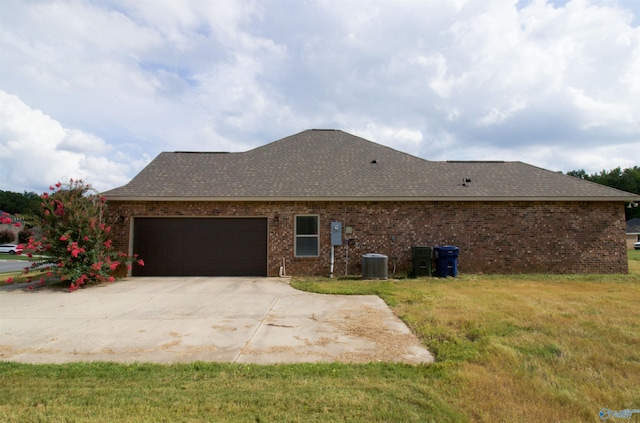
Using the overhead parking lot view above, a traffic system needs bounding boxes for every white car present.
[0,244,23,255]
[635,241,640,250]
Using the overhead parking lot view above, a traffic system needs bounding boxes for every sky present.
[1,0,639,194]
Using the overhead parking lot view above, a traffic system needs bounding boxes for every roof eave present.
[104,195,640,202]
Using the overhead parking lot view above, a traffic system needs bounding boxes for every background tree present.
[0,190,41,215]
[567,166,640,220]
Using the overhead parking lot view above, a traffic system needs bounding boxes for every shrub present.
[20,179,143,291]
[0,229,15,243]
[18,229,33,244]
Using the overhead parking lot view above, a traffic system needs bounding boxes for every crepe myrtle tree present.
[3,179,143,291]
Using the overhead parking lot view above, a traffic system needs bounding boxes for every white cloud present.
[57,130,112,154]
[477,102,527,126]
[0,91,149,193]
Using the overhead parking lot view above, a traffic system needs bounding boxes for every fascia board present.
[104,195,640,202]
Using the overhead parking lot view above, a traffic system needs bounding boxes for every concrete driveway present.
[0,277,433,365]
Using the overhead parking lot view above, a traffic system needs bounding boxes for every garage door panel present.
[132,218,267,277]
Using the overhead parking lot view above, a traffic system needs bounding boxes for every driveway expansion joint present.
[233,292,283,363]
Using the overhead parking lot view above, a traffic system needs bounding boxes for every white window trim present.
[294,214,320,257]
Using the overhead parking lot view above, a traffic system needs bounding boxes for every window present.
[295,215,319,257]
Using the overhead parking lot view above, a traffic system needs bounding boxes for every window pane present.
[296,216,318,235]
[296,237,318,256]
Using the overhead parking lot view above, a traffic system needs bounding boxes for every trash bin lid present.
[437,246,458,251]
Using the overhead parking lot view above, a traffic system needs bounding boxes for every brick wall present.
[106,200,629,276]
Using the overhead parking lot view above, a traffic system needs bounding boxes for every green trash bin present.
[411,246,433,277]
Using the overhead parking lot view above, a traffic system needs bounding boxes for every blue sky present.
[1,0,639,193]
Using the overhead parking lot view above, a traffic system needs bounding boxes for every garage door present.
[132,217,268,277]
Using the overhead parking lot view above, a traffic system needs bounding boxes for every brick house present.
[103,129,639,277]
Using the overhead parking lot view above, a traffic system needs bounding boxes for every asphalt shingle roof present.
[104,129,639,201]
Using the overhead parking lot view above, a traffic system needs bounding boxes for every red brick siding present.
[106,200,628,276]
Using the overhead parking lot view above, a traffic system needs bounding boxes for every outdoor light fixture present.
[628,202,639,209]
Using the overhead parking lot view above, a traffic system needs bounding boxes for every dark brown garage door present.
[132,218,267,277]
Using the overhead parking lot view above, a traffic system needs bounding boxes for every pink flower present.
[60,235,68,241]
[27,286,33,291]
[70,247,85,258]
[137,259,145,266]
[108,276,115,282]
[0,213,11,225]
[6,278,13,284]
[55,182,62,188]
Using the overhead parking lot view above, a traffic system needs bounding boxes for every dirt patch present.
[0,345,61,358]
[211,325,238,332]
[238,304,431,364]
[329,305,427,363]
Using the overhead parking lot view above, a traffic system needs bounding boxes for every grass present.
[0,362,460,422]
[292,273,640,422]
[1,253,640,422]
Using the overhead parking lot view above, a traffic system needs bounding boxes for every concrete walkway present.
[0,277,433,365]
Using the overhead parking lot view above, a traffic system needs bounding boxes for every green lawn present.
[1,254,639,422]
